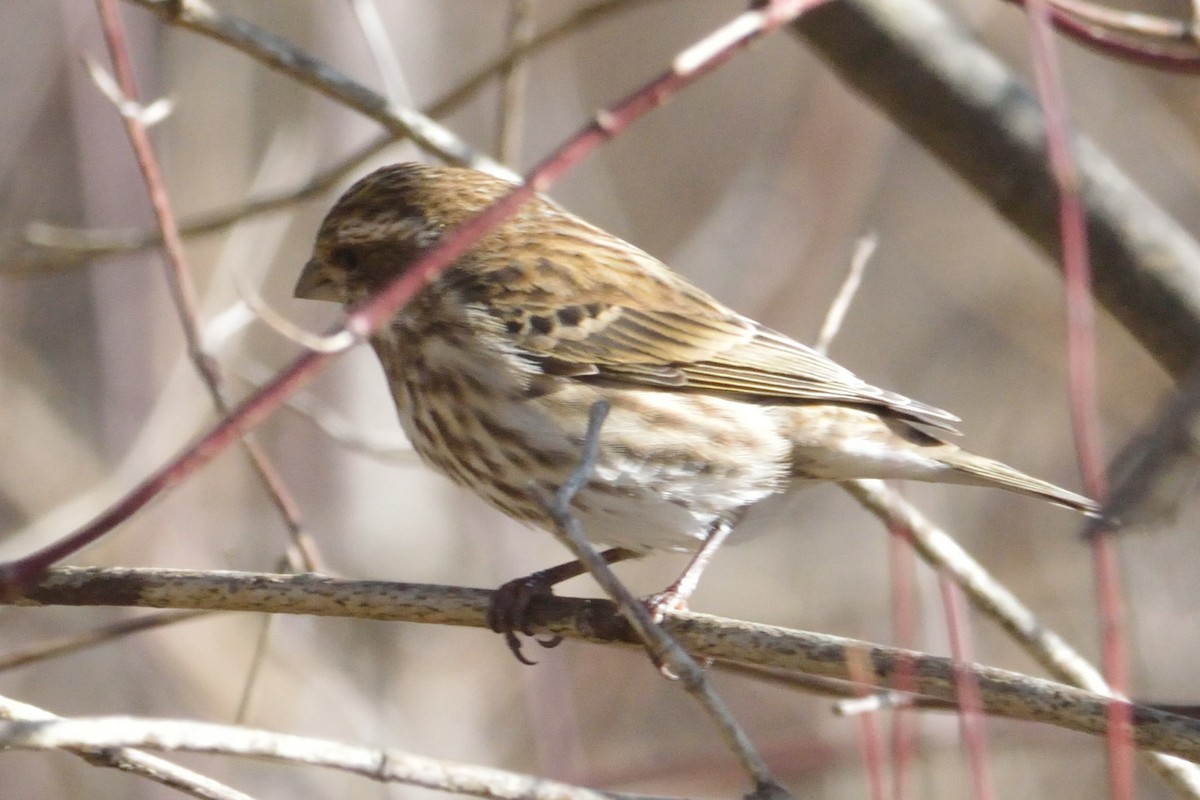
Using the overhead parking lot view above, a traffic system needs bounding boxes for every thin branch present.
[841,479,1200,797]
[13,0,669,275]
[10,565,1200,764]
[421,0,666,125]
[1024,0,1107,504]
[348,0,408,107]
[0,715,660,800]
[792,0,1200,379]
[125,0,513,178]
[0,694,253,800]
[16,133,395,273]
[228,353,416,464]
[233,611,274,725]
[1003,0,1200,72]
[497,0,537,166]
[812,233,886,795]
[232,278,357,355]
[92,0,316,572]
[887,527,919,800]
[1023,2,1130,794]
[0,610,208,672]
[1051,0,1194,39]
[938,576,995,800]
[814,234,875,355]
[844,646,886,800]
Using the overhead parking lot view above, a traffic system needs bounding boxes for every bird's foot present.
[487,573,565,666]
[639,588,694,679]
[488,548,642,665]
[642,588,690,622]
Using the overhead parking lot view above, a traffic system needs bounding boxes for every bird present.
[295,161,1098,661]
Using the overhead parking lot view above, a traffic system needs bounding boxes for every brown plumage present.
[296,162,1096,647]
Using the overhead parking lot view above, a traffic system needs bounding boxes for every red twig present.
[1023,2,1130,797]
[939,576,995,800]
[91,0,316,571]
[845,647,886,800]
[888,524,919,800]
[1006,0,1200,72]
[0,0,828,589]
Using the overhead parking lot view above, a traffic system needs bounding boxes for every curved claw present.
[505,629,538,666]
[488,574,560,665]
[486,550,639,664]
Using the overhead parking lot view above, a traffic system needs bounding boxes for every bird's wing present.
[473,259,961,432]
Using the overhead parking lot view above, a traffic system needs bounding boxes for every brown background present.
[2,1,1197,797]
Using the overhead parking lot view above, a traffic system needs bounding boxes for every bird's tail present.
[940,450,1099,516]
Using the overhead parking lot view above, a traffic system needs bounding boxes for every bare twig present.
[0,694,253,800]
[1051,0,1195,39]
[1023,2,1129,794]
[792,0,1200,379]
[938,576,994,800]
[887,515,919,800]
[1024,0,1107,504]
[124,0,513,178]
[0,610,208,672]
[424,0,665,123]
[497,0,537,165]
[844,646,886,800]
[349,0,408,107]
[18,133,395,273]
[11,565,1200,764]
[233,611,274,725]
[814,234,875,355]
[15,0,668,274]
[811,233,888,795]
[91,0,316,572]
[1003,0,1200,72]
[841,479,1200,796]
[232,276,357,355]
[0,715,660,800]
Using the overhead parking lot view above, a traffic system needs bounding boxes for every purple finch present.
[296,162,1096,658]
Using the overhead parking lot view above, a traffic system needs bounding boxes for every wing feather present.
[461,216,960,431]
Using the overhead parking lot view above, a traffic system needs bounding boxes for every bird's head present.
[294,162,514,306]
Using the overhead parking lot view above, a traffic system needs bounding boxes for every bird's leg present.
[489,546,641,664]
[645,519,734,619]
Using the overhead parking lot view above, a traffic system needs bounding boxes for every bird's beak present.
[294,258,341,302]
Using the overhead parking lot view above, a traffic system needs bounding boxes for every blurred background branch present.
[796,0,1200,379]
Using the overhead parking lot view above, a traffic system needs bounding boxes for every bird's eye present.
[332,247,359,273]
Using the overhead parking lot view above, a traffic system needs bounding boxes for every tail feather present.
[941,451,1099,516]
[781,405,1100,516]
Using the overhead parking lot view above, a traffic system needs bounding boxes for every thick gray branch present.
[794,0,1200,378]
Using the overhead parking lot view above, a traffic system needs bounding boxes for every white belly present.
[378,328,794,553]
